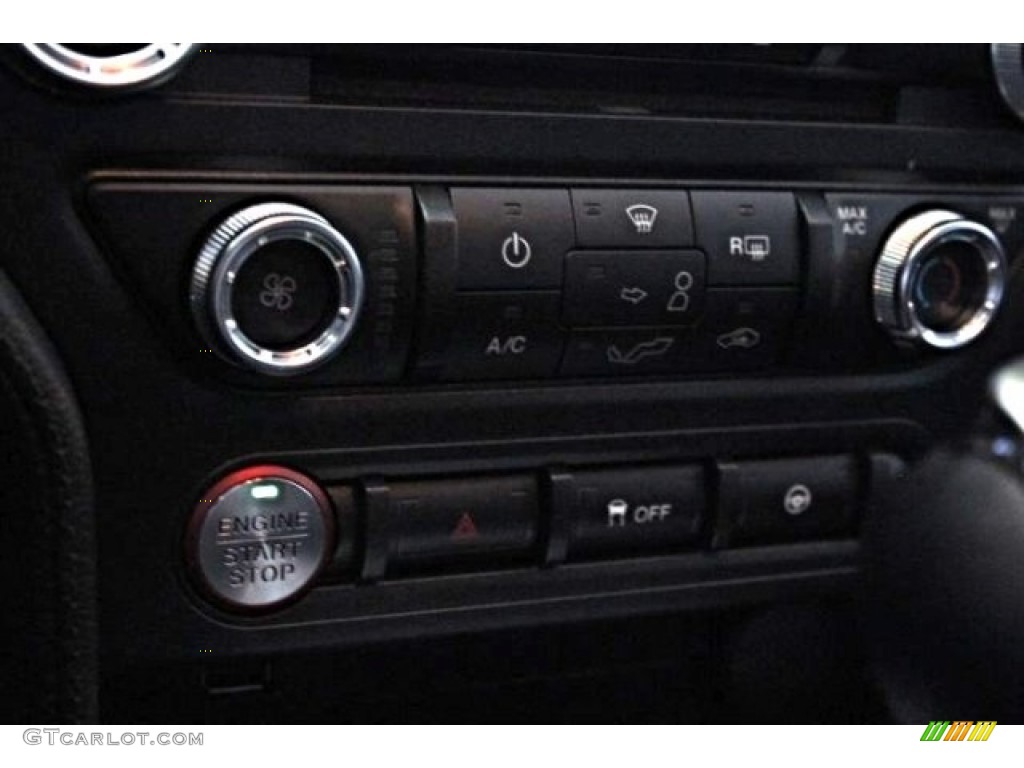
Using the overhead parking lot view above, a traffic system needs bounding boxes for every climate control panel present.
[86,180,1024,388]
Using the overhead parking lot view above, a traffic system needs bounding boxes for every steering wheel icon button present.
[725,456,859,546]
[783,484,813,516]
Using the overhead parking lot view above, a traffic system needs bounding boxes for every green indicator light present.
[250,484,280,500]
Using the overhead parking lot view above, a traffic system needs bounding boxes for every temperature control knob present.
[190,202,365,375]
[872,210,1007,350]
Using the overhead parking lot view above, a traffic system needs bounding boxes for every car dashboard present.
[3,43,1024,723]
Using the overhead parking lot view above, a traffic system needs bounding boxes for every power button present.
[500,232,533,269]
[452,188,575,290]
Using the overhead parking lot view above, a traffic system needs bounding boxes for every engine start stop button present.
[186,466,334,612]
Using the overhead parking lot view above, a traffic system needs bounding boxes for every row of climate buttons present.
[440,188,800,380]
[186,455,861,613]
[90,182,1015,384]
[452,188,800,290]
[445,286,797,379]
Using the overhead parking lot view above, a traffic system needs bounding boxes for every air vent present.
[992,43,1024,123]
[21,43,195,90]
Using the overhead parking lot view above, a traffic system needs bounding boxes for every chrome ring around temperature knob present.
[190,202,365,376]
[873,210,1007,351]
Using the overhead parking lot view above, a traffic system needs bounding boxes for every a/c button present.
[441,292,566,381]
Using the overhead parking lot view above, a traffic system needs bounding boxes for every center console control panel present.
[86,180,1023,387]
[186,454,868,614]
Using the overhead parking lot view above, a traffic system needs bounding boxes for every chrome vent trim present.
[21,43,195,90]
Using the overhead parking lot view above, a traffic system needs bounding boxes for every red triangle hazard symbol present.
[452,512,479,541]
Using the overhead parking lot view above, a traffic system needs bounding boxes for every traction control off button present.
[563,465,706,558]
[186,465,335,612]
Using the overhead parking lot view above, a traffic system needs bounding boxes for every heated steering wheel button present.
[726,456,858,546]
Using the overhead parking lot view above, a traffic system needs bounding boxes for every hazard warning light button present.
[386,475,538,571]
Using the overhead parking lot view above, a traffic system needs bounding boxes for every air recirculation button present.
[190,202,365,376]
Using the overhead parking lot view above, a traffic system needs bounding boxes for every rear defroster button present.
[186,466,335,612]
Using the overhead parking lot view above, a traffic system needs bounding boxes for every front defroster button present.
[571,189,694,248]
